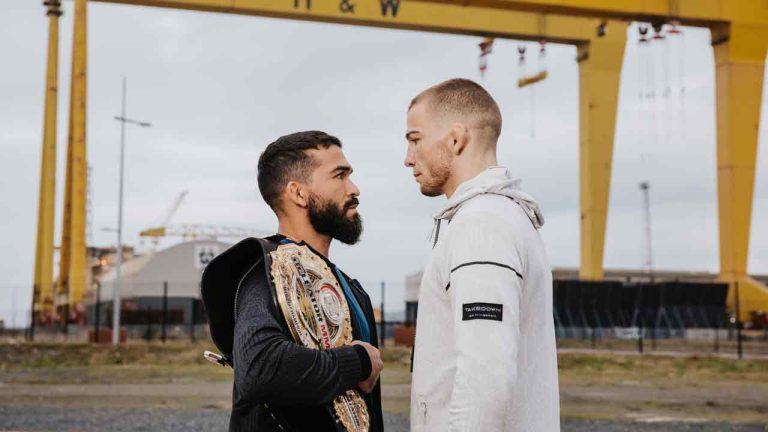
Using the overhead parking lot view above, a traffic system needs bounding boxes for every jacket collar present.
[431,166,544,229]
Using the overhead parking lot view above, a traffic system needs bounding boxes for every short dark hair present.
[257,131,342,211]
[410,78,502,141]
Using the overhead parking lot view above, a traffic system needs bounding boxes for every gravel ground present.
[0,406,765,432]
[560,419,768,432]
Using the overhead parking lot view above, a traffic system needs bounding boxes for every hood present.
[201,237,274,361]
[432,166,544,229]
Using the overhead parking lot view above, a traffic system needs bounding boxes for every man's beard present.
[419,146,451,197]
[307,193,363,245]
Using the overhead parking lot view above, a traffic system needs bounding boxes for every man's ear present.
[285,181,309,209]
[449,122,470,155]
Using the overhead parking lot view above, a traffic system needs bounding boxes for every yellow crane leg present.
[712,24,768,322]
[33,1,62,327]
[57,82,73,321]
[577,23,627,280]
[57,0,88,324]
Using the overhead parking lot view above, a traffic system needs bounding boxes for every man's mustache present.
[344,197,360,209]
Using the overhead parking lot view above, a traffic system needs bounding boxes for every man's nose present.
[404,148,415,168]
[348,180,361,197]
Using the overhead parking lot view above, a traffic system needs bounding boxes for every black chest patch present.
[462,303,503,321]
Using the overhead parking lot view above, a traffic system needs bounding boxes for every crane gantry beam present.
[95,0,615,44]
[421,0,768,27]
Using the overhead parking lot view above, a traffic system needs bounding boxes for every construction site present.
[2,0,768,431]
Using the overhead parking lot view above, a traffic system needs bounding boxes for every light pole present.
[639,181,653,281]
[112,77,151,345]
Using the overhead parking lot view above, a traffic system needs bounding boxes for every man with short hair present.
[202,131,384,432]
[405,79,560,431]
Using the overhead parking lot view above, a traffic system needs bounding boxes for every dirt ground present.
[0,341,766,430]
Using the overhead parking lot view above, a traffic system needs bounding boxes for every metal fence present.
[3,279,406,345]
[553,279,768,358]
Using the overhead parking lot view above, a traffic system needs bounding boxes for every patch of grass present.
[5,341,768,389]
[557,351,768,385]
[0,341,219,370]
[2,363,232,385]
[381,346,411,366]
[0,342,413,385]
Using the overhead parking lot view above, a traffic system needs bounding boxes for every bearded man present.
[202,131,384,432]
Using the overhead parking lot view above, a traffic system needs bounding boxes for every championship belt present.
[270,243,370,432]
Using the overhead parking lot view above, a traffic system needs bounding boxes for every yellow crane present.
[139,190,188,249]
[140,224,270,242]
[35,0,768,321]
[138,191,269,242]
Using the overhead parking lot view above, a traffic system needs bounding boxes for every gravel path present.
[0,406,765,432]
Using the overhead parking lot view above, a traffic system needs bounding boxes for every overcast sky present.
[1,0,767,327]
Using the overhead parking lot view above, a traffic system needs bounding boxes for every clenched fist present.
[352,341,383,393]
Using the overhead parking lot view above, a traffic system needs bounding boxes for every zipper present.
[420,399,428,425]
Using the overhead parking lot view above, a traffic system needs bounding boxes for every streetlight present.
[112,77,151,345]
[639,181,653,281]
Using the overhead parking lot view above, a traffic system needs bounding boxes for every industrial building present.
[89,239,231,339]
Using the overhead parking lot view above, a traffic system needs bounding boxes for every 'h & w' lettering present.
[294,0,311,10]
[380,0,401,17]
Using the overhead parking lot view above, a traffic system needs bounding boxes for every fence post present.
[144,305,152,342]
[190,298,196,343]
[28,291,36,341]
[162,281,168,343]
[735,280,743,360]
[380,281,386,348]
[714,316,720,353]
[63,303,69,337]
[636,285,644,354]
[94,282,101,343]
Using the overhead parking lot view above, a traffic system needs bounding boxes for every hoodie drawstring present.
[432,219,442,249]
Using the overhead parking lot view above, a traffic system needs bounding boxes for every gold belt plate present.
[270,243,370,432]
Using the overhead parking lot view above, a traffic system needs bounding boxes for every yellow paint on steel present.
[57,35,74,313]
[57,0,88,321]
[712,24,768,321]
[33,1,62,323]
[518,70,548,88]
[94,0,609,45]
[577,27,626,280]
[139,227,168,237]
[436,1,768,27]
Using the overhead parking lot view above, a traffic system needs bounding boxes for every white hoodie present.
[410,167,560,432]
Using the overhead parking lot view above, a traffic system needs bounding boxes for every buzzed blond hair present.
[409,78,502,142]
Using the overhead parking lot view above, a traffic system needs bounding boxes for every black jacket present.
[203,236,383,432]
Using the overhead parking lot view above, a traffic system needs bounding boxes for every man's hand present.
[352,341,383,394]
